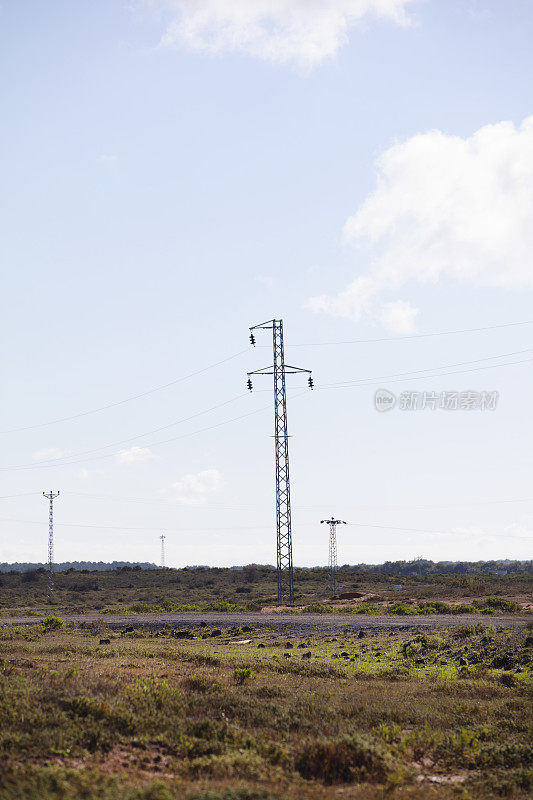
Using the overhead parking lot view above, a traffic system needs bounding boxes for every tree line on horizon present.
[0,559,531,576]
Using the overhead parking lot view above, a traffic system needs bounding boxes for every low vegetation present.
[0,563,530,615]
[0,621,531,799]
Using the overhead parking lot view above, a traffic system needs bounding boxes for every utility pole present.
[160,534,166,568]
[321,517,346,595]
[43,491,60,598]
[247,319,313,603]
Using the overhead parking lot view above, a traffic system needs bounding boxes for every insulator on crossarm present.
[247,378,253,391]
[308,376,314,390]
[249,333,256,346]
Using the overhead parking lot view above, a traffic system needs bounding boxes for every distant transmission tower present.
[43,491,60,597]
[247,319,313,602]
[160,534,166,568]
[321,517,346,595]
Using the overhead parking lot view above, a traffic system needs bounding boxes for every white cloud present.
[147,0,418,68]
[308,275,377,319]
[115,446,154,465]
[32,447,66,462]
[172,468,224,505]
[379,300,418,333]
[308,116,533,326]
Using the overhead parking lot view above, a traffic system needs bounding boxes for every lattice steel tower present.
[43,491,60,597]
[247,319,313,602]
[160,534,166,568]
[321,517,346,595]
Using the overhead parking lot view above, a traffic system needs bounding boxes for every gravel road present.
[2,612,530,634]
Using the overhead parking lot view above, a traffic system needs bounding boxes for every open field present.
[0,619,531,800]
[2,567,531,798]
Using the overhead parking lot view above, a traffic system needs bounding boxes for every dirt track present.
[2,612,530,634]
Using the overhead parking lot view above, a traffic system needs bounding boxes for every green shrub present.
[301,603,331,614]
[349,603,381,614]
[387,603,419,616]
[129,676,176,708]
[482,596,521,612]
[203,601,243,612]
[401,634,443,657]
[452,603,479,614]
[183,675,221,693]
[40,615,65,632]
[233,667,254,685]
[100,602,200,614]
[295,734,392,784]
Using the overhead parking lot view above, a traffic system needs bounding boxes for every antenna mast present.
[160,534,166,568]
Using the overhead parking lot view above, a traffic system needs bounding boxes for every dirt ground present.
[2,611,530,633]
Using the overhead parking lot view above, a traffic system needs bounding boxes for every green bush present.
[183,675,221,694]
[203,601,243,612]
[233,667,254,685]
[295,734,393,784]
[349,603,381,614]
[387,603,419,616]
[301,603,331,614]
[482,596,522,612]
[40,615,65,632]
[401,634,444,657]
[452,603,479,614]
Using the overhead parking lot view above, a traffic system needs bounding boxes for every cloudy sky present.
[1,0,532,568]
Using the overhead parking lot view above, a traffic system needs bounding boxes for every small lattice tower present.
[321,517,346,595]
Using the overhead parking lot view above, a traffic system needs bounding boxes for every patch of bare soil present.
[418,772,470,785]
[98,743,174,775]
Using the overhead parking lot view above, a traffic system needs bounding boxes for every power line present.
[0,395,284,471]
[5,324,528,434]
[0,349,529,473]
[37,490,533,511]
[345,522,532,540]
[60,492,533,516]
[0,516,271,532]
[1,346,529,472]
[320,357,533,391]
[0,350,248,435]
[287,320,533,347]
[2,346,529,472]
[319,348,533,389]
[0,492,41,501]
[0,515,530,540]
[18,394,246,466]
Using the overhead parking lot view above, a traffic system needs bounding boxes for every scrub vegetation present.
[0,563,531,615]
[0,620,531,799]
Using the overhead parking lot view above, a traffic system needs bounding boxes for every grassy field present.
[0,619,531,799]
[0,565,531,615]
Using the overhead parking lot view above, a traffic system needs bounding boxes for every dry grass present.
[0,622,531,799]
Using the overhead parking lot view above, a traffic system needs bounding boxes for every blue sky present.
[0,0,532,567]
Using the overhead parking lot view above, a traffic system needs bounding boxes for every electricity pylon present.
[321,517,346,595]
[160,534,166,568]
[43,491,60,598]
[247,319,313,602]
